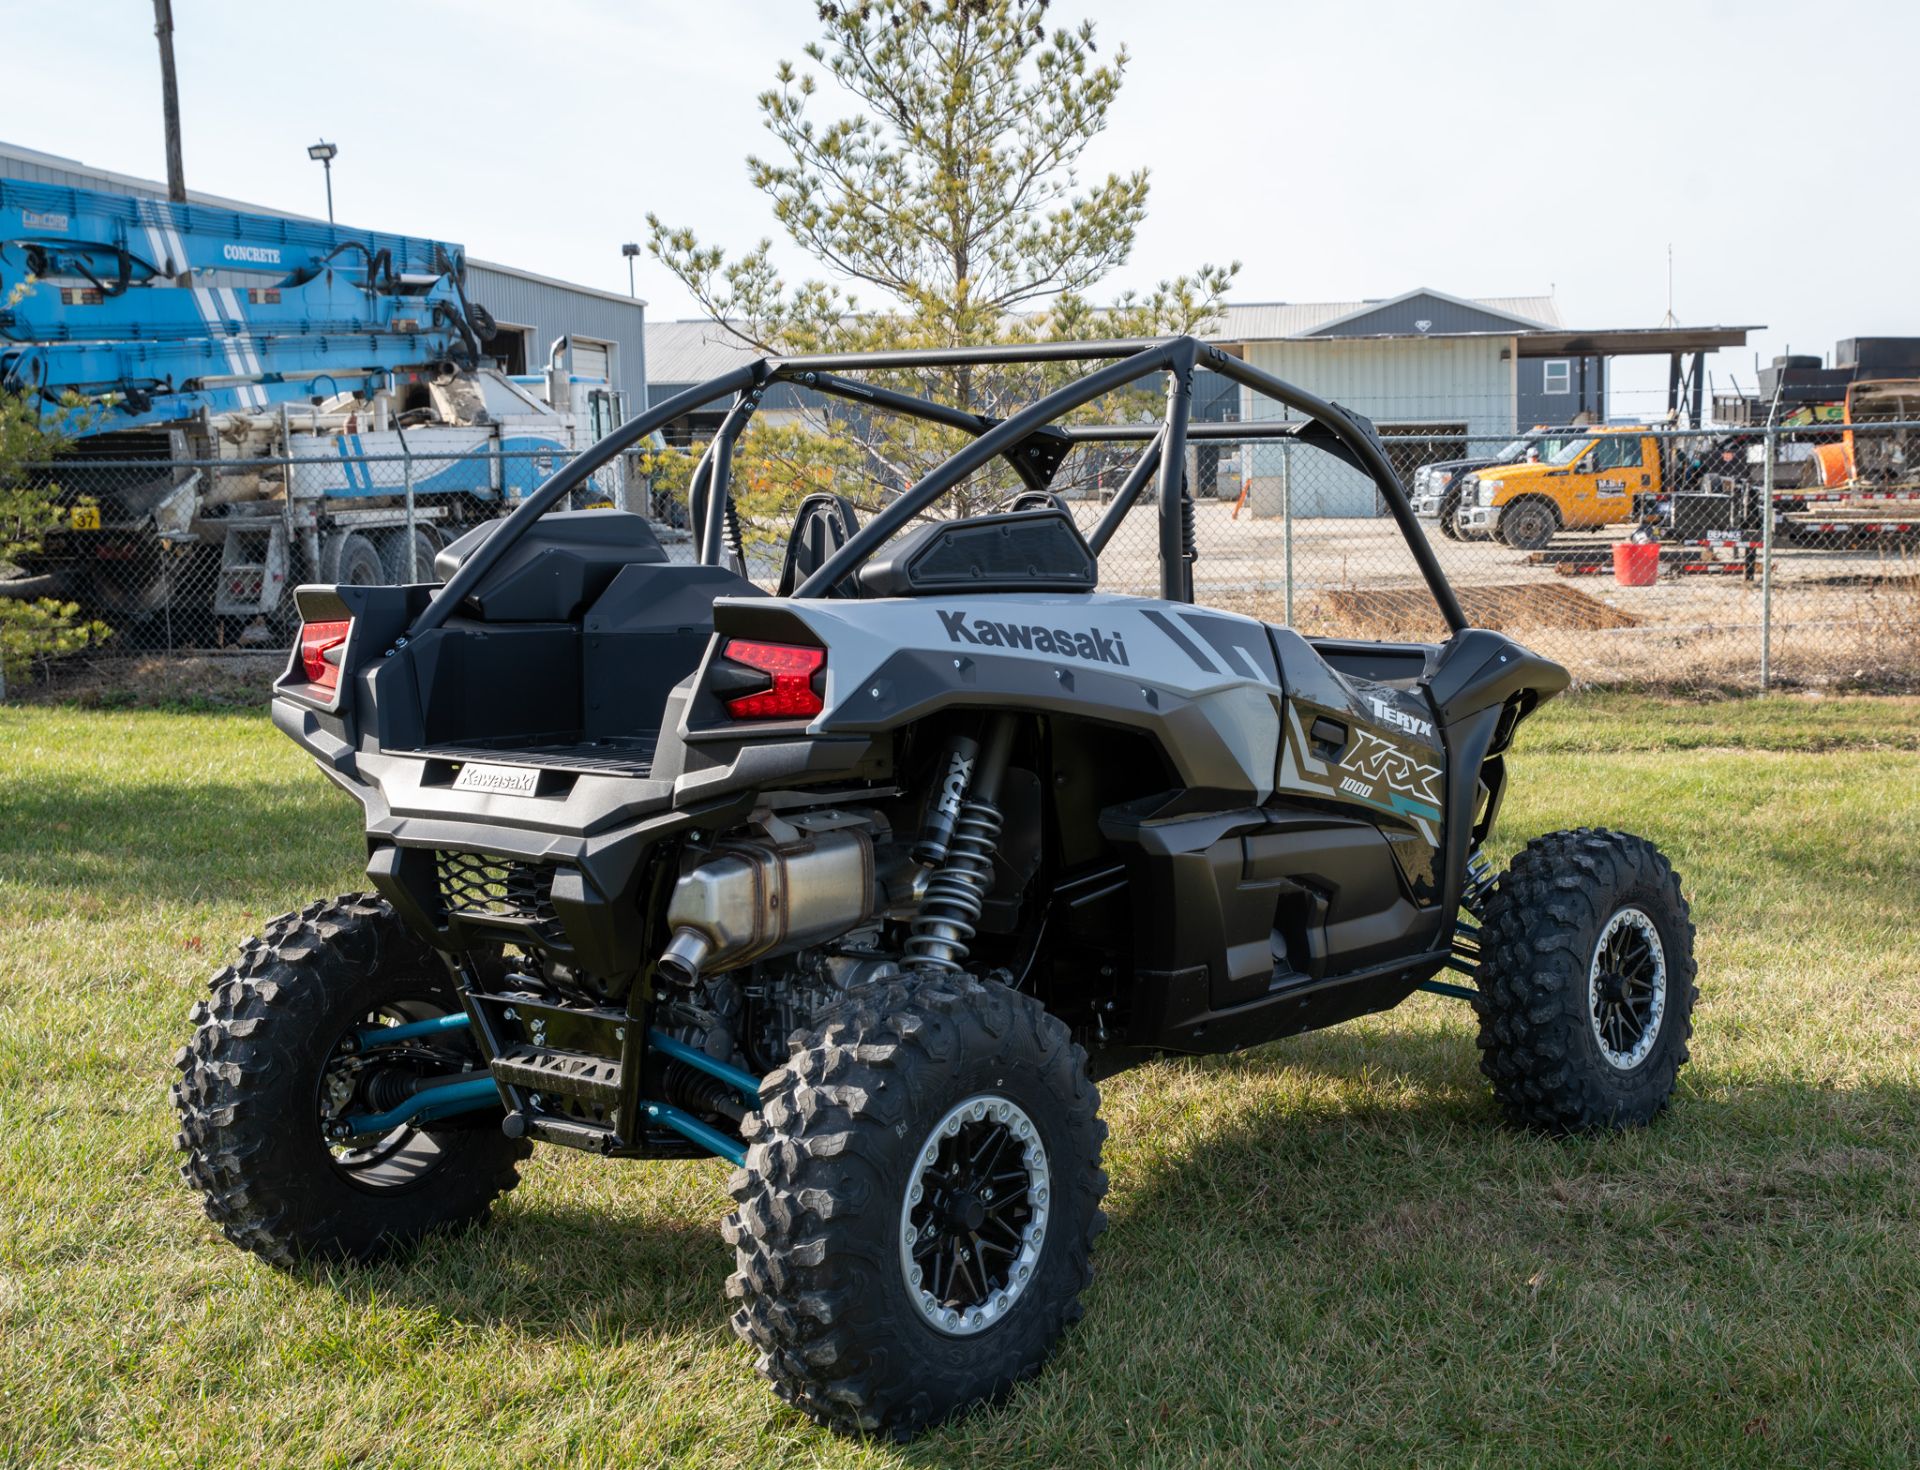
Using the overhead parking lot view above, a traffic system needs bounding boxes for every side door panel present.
[1555,445,1598,525]
[1260,629,1448,983]
[1272,628,1445,895]
[1587,434,1647,525]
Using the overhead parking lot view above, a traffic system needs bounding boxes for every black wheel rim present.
[316,1001,471,1191]
[899,1095,1050,1336]
[1587,907,1668,1070]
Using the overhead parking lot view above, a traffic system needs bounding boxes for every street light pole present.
[152,0,187,204]
[621,241,640,298]
[307,140,338,223]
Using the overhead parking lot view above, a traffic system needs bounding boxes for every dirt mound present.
[1312,582,1639,637]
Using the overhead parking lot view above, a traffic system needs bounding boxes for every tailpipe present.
[657,928,712,987]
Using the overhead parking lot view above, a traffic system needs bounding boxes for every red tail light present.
[720,638,825,719]
[298,619,352,691]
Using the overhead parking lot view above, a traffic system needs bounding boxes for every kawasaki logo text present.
[939,609,1129,666]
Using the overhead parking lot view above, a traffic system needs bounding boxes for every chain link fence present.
[1055,418,1919,690]
[3,448,631,662]
[5,418,1916,692]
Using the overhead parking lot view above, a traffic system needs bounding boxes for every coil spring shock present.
[1461,847,1497,919]
[724,498,746,564]
[1181,486,1198,564]
[905,796,1004,973]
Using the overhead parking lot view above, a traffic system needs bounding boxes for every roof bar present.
[795,370,997,435]
[796,341,1176,596]
[1156,339,1198,602]
[1087,432,1162,554]
[697,390,760,566]
[770,339,1164,373]
[410,365,760,635]
[1060,420,1317,442]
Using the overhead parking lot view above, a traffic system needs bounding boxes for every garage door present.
[571,339,610,384]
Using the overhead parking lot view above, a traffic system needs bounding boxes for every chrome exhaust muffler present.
[657,826,881,985]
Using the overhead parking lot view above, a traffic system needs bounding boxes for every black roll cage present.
[410,335,1468,638]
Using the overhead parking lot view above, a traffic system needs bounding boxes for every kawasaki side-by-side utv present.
[174,337,1697,1439]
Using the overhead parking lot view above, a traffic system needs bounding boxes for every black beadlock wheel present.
[724,973,1108,1440]
[172,894,528,1267]
[1473,828,1698,1132]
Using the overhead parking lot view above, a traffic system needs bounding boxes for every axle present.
[336,1013,764,1161]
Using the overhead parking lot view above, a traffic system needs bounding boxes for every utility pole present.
[152,0,186,203]
[622,242,640,298]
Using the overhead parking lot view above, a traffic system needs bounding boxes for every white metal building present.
[1210,290,1756,517]
[1214,290,1573,516]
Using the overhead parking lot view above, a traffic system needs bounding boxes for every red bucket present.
[1612,541,1660,587]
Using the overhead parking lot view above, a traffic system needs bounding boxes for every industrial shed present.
[1214,290,1578,516]
[1211,289,1753,517]
[0,140,647,418]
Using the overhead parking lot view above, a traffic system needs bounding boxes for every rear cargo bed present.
[413,733,660,776]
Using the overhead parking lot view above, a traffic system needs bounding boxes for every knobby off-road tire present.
[173,894,528,1268]
[1474,828,1698,1132]
[725,973,1108,1439]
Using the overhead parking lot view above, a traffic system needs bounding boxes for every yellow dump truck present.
[1455,426,1659,549]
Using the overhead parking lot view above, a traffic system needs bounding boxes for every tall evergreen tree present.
[647,0,1235,517]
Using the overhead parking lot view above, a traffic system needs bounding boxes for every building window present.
[1543,359,1572,395]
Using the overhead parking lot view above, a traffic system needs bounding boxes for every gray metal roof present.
[646,289,1567,386]
[1213,289,1560,341]
[1514,324,1762,358]
[646,319,768,385]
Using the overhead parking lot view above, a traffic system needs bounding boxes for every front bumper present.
[1457,505,1499,537]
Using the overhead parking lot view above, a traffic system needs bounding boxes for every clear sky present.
[11,0,1915,412]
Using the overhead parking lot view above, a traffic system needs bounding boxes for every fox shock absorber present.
[911,733,980,867]
[906,717,1016,974]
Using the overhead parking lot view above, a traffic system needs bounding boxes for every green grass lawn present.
[2,693,1918,1468]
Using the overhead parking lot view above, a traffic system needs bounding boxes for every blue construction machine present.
[0,176,621,629]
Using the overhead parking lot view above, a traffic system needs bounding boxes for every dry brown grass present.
[1203,565,1920,694]
[9,651,284,708]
